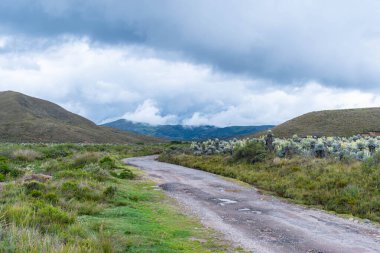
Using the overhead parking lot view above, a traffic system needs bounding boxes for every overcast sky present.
[1,0,380,126]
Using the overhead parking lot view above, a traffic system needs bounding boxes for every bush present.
[0,156,7,163]
[44,192,59,204]
[99,156,116,170]
[0,161,23,178]
[60,180,102,201]
[42,146,70,159]
[110,169,135,179]
[232,142,267,164]
[103,186,117,198]
[35,204,75,226]
[29,189,43,198]
[23,181,46,194]
[0,162,11,175]
[3,203,33,225]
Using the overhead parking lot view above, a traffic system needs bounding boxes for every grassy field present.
[159,153,380,223]
[0,143,243,253]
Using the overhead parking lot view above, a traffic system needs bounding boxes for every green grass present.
[159,153,380,223]
[0,143,243,253]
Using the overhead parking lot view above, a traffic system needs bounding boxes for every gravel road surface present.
[124,156,380,253]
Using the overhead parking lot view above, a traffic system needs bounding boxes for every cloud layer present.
[1,1,380,88]
[0,1,380,126]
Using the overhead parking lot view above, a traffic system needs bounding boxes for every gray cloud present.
[1,1,380,89]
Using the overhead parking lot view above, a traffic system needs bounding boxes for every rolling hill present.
[0,91,160,143]
[258,108,380,137]
[102,119,274,140]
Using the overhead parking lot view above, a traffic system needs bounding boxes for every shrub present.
[363,151,380,168]
[42,146,70,159]
[44,192,59,204]
[103,186,117,198]
[0,161,23,179]
[118,169,135,179]
[60,180,102,201]
[99,156,116,170]
[0,156,7,163]
[110,169,135,179]
[35,204,75,226]
[9,168,23,178]
[2,203,33,225]
[23,181,46,194]
[71,152,103,168]
[12,149,42,161]
[0,162,11,175]
[232,142,267,164]
[29,189,43,198]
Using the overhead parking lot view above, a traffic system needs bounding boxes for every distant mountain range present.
[0,91,160,143]
[102,119,274,141]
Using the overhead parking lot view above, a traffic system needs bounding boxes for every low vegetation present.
[0,143,241,253]
[190,134,380,160]
[160,140,380,223]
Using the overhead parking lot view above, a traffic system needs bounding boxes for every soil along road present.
[124,156,380,253]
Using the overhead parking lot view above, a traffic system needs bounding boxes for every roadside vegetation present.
[0,143,242,253]
[160,139,380,223]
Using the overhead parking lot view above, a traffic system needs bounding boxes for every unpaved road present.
[125,156,380,253]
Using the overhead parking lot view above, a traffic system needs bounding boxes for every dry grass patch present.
[12,149,42,162]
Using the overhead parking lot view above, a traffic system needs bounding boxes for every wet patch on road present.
[218,198,238,206]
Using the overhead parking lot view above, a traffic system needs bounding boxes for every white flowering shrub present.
[191,135,380,161]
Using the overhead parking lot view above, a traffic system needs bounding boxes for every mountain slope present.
[0,91,160,143]
[260,108,380,137]
[102,119,274,140]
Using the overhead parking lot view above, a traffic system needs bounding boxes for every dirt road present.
[124,156,380,253]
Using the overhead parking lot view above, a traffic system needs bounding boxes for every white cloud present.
[0,37,380,127]
[121,99,177,125]
[182,82,380,126]
[0,37,8,49]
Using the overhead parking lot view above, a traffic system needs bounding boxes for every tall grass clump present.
[12,149,42,161]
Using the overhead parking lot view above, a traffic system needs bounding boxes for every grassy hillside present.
[103,119,274,140]
[0,91,160,143]
[256,108,380,137]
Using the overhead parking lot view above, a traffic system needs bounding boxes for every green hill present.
[102,119,274,141]
[260,108,380,137]
[0,91,160,143]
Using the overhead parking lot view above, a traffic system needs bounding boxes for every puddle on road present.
[238,208,250,211]
[218,198,237,206]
